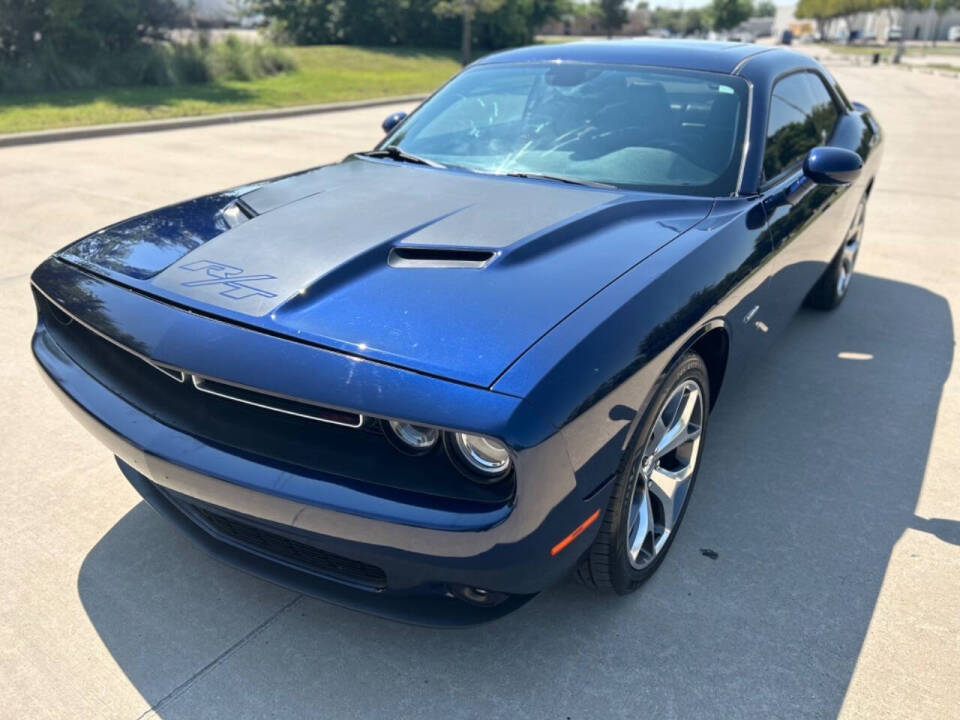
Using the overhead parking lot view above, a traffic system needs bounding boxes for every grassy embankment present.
[0,46,461,135]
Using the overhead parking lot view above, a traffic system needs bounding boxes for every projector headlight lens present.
[450,432,512,481]
[386,420,439,455]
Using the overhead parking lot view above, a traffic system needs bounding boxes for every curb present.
[0,93,428,148]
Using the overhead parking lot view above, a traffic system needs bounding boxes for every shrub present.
[203,35,297,82]
[0,38,297,92]
[0,0,295,92]
[0,0,183,64]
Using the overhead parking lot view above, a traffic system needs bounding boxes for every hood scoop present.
[387,247,495,269]
[221,200,257,229]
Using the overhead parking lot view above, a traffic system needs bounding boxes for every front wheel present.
[577,353,710,594]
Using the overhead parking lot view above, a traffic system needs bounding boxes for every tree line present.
[250,0,779,58]
[247,0,568,62]
[643,0,777,37]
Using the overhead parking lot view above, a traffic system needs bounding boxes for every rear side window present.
[803,73,840,144]
[763,72,840,182]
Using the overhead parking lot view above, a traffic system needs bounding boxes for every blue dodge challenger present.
[31,41,881,625]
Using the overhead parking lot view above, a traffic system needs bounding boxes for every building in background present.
[174,0,238,27]
[790,4,960,42]
[737,16,775,38]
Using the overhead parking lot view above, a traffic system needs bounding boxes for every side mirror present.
[803,146,862,185]
[785,146,863,204]
[381,111,407,134]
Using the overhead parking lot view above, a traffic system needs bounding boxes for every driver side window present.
[763,72,839,183]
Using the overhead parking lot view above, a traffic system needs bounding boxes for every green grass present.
[536,35,592,44]
[823,43,893,56]
[910,44,960,55]
[0,46,462,135]
[824,42,960,57]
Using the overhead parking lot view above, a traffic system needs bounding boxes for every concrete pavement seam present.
[134,594,304,719]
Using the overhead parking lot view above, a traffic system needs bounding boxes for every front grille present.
[191,374,363,428]
[189,503,387,590]
[34,289,515,507]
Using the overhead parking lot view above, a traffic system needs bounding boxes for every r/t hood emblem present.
[178,260,277,300]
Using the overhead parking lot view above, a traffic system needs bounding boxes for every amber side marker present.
[551,509,601,556]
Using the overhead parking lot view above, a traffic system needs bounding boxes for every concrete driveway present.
[1,65,958,720]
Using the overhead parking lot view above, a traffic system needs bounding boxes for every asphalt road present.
[1,63,958,720]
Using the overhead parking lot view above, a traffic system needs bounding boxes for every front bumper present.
[117,458,534,625]
[31,261,611,626]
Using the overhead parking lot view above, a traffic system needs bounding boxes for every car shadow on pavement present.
[77,272,954,719]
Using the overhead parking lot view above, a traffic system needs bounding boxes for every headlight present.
[385,420,440,455]
[447,432,512,482]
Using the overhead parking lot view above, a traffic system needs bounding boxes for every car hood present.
[59,157,712,387]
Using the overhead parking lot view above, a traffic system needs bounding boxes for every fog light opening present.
[448,584,509,607]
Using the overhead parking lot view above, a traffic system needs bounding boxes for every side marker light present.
[551,509,601,557]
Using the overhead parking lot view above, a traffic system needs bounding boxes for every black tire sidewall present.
[607,353,710,594]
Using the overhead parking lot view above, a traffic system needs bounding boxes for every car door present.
[759,71,854,332]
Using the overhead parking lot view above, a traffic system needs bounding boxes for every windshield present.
[381,62,750,196]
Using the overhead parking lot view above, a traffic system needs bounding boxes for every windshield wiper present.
[503,171,615,190]
[357,145,446,169]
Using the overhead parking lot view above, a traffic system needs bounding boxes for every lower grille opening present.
[188,503,387,591]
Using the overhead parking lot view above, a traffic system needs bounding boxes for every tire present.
[577,352,710,595]
[805,194,867,310]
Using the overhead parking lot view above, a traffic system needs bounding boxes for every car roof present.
[474,39,779,75]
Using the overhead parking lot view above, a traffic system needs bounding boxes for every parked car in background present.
[31,41,882,626]
[728,31,755,43]
[886,26,903,43]
[948,25,960,42]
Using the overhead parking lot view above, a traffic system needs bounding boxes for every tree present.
[0,0,182,63]
[474,0,570,50]
[247,0,565,54]
[755,1,777,16]
[251,0,343,44]
[597,0,628,37]
[648,5,706,35]
[707,0,753,31]
[434,0,506,64]
[0,0,47,62]
[683,7,706,33]
[795,0,832,39]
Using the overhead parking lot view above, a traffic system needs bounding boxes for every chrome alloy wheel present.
[837,199,866,297]
[626,379,704,570]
